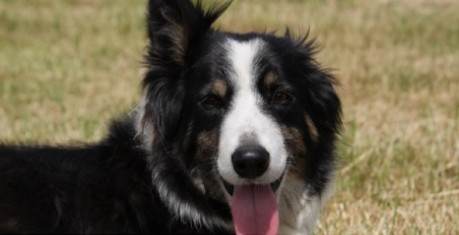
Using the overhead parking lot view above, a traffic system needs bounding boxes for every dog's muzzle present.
[224,144,282,235]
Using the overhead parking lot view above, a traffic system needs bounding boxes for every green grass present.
[1,0,458,234]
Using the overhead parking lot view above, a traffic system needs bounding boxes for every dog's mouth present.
[221,175,284,235]
[222,176,283,196]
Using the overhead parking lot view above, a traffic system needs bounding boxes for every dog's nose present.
[231,145,269,179]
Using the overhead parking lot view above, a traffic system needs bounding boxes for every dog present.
[0,0,342,234]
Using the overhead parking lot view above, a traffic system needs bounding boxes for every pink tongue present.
[231,185,279,235]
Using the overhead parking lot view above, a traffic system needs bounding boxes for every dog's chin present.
[221,174,284,196]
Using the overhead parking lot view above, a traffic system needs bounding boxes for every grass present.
[0,0,458,234]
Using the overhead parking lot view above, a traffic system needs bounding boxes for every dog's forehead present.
[195,35,287,95]
[224,38,264,86]
[194,37,269,93]
[218,38,266,90]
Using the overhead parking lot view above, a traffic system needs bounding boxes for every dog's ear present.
[138,0,231,148]
[146,0,230,68]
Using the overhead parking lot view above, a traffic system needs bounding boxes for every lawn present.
[0,0,457,234]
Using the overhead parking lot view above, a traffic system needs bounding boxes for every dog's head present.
[136,0,341,233]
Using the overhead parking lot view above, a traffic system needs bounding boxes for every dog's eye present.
[272,91,293,105]
[200,95,223,110]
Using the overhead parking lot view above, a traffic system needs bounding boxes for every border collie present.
[0,0,342,234]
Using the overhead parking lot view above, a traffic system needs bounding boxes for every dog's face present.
[183,38,312,193]
[138,0,341,233]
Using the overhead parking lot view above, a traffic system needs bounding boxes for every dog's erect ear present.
[146,0,230,68]
[138,1,231,149]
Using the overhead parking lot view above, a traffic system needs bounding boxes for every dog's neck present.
[278,177,329,235]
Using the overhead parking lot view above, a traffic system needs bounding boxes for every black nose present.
[231,145,269,179]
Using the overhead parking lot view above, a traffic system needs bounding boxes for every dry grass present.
[0,0,458,234]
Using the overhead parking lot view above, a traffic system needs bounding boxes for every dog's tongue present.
[231,185,278,235]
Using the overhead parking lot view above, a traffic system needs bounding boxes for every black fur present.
[0,118,229,233]
[0,0,341,234]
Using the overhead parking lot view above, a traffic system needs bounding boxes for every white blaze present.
[217,39,287,185]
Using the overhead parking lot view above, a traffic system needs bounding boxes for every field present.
[0,0,457,234]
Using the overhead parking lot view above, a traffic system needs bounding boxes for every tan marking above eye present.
[264,71,279,88]
[211,78,228,98]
